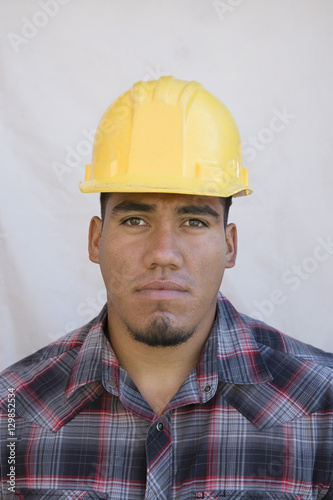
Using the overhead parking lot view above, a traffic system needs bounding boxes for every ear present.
[88,216,103,264]
[225,223,237,269]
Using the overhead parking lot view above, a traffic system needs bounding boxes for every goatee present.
[124,316,196,347]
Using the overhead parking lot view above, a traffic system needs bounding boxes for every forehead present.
[105,192,224,213]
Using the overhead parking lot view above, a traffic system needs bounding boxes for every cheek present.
[203,252,225,287]
[99,239,134,293]
[189,241,225,286]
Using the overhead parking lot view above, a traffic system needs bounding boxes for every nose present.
[143,223,184,270]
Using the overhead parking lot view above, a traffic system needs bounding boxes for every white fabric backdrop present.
[1,0,332,371]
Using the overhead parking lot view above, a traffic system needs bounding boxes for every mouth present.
[136,281,188,300]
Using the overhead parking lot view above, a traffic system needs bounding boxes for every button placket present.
[145,415,172,499]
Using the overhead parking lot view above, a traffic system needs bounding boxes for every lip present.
[136,281,188,299]
[139,281,187,291]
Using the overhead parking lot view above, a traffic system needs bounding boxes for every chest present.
[1,394,332,500]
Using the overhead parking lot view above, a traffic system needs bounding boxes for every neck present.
[106,306,216,416]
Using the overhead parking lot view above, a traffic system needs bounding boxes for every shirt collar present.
[198,293,273,386]
[65,304,120,399]
[65,293,273,405]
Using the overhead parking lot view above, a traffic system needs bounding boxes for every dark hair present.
[100,192,111,222]
[100,193,232,228]
[220,196,232,228]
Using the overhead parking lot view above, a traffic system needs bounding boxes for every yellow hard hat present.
[79,76,252,197]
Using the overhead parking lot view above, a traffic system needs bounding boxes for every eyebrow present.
[111,200,220,220]
[176,204,220,219]
[111,201,155,215]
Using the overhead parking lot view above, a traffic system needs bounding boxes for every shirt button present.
[107,380,116,388]
[156,422,164,431]
[204,385,212,393]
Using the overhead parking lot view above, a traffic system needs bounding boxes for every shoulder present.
[0,309,109,430]
[1,323,86,379]
[241,312,333,369]
[217,294,333,427]
[217,293,333,370]
[0,311,105,402]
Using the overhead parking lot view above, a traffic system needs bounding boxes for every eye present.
[122,217,147,227]
[182,219,208,228]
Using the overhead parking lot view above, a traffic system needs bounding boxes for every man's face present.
[88,193,237,347]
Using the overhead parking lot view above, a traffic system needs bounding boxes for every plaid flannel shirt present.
[1,293,333,500]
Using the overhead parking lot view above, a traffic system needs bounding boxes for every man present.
[0,76,332,499]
